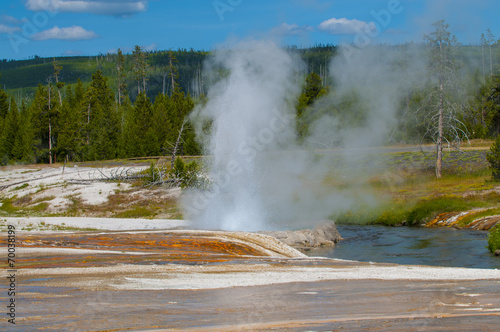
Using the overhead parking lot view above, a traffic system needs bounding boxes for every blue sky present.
[0,0,499,60]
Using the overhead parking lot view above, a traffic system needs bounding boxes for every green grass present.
[28,202,50,213]
[0,197,19,215]
[12,183,29,191]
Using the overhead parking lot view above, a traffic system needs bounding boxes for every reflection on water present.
[310,225,500,269]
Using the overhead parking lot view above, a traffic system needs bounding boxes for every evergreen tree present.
[0,89,8,119]
[84,70,120,160]
[53,58,64,106]
[30,83,59,163]
[0,98,19,164]
[57,85,84,161]
[116,48,127,105]
[0,88,9,163]
[485,75,500,135]
[152,92,171,152]
[487,134,500,181]
[133,45,148,95]
[124,92,156,157]
[117,95,133,158]
[296,73,328,141]
[12,100,35,163]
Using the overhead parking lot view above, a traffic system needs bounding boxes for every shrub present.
[487,225,500,253]
[486,135,500,181]
[170,158,209,189]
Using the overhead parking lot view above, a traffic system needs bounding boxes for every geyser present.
[182,41,425,232]
[182,40,354,231]
[182,40,299,231]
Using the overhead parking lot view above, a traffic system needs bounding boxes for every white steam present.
[183,41,427,231]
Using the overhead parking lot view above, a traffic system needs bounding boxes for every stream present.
[311,225,500,269]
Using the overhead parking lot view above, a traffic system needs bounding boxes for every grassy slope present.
[328,142,499,228]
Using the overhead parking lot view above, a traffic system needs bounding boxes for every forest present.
[0,22,500,166]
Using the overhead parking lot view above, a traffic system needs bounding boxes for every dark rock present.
[261,221,342,251]
[495,250,500,257]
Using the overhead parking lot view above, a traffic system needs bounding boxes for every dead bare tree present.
[486,28,495,76]
[53,59,64,107]
[423,20,469,178]
[68,166,146,185]
[45,78,54,165]
[171,118,187,170]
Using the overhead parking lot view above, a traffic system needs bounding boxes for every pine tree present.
[133,45,148,95]
[487,134,500,180]
[57,85,84,161]
[13,100,35,163]
[53,58,65,106]
[30,83,59,163]
[0,88,9,163]
[0,98,20,164]
[485,75,500,135]
[116,48,127,105]
[0,89,8,119]
[129,92,156,156]
[296,73,328,141]
[85,70,121,160]
[117,95,133,158]
[152,92,171,152]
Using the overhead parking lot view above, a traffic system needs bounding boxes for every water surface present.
[311,225,500,269]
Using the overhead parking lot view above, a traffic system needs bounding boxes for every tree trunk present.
[170,57,175,96]
[163,73,167,95]
[87,103,91,145]
[118,82,122,106]
[490,43,493,76]
[48,116,53,165]
[436,83,444,178]
[482,39,485,84]
[48,85,53,165]
[171,120,186,170]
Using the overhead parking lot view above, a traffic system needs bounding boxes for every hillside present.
[0,45,338,102]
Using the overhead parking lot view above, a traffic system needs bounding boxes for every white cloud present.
[31,26,99,41]
[0,24,20,34]
[25,0,148,17]
[271,23,314,36]
[318,17,376,35]
[1,15,23,25]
